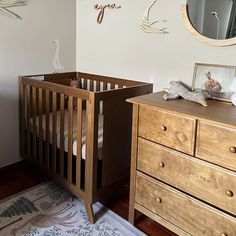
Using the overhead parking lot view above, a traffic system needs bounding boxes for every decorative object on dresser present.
[139,0,168,34]
[0,0,28,19]
[230,77,236,106]
[163,81,211,107]
[128,91,236,236]
[192,63,236,102]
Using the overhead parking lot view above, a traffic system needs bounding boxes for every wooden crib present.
[19,72,153,223]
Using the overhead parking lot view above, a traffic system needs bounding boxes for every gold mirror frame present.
[181,4,236,47]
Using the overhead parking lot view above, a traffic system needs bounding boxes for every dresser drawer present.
[138,106,196,155]
[137,138,236,216]
[136,172,236,236]
[196,121,236,171]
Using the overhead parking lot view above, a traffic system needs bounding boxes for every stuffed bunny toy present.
[163,81,212,107]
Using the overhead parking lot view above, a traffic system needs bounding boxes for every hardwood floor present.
[0,161,48,200]
[0,161,176,236]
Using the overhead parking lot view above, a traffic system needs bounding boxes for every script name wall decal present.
[94,3,121,24]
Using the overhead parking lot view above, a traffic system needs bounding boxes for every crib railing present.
[19,72,153,223]
[19,76,98,202]
[77,72,141,92]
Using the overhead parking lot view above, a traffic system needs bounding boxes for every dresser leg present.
[129,207,137,224]
[129,207,134,224]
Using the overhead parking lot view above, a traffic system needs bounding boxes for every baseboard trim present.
[0,160,25,172]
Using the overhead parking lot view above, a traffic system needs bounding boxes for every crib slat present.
[26,86,31,157]
[45,90,50,168]
[32,87,37,160]
[68,96,73,183]
[96,81,100,92]
[19,81,25,156]
[52,92,57,172]
[38,88,43,163]
[118,84,123,88]
[76,98,83,189]
[22,84,26,155]
[90,80,94,91]
[85,98,98,199]
[110,83,115,89]
[84,78,87,90]
[60,94,65,177]
[103,82,107,91]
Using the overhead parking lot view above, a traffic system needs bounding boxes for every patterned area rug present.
[0,182,146,236]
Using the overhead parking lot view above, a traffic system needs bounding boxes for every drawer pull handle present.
[225,190,234,197]
[156,198,162,203]
[159,162,165,168]
[221,233,228,236]
[161,126,167,131]
[229,146,236,153]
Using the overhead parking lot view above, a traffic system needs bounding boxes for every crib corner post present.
[85,93,99,203]
[84,202,95,224]
[19,76,25,158]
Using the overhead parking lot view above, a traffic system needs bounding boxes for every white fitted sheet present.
[30,110,103,160]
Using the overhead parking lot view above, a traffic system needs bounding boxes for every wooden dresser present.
[127,92,236,236]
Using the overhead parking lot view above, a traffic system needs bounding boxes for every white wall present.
[0,0,76,168]
[76,0,236,92]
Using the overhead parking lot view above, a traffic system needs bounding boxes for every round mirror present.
[182,0,236,46]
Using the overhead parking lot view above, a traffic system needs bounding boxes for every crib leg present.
[84,202,95,224]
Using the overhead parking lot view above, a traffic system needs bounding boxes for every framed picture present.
[192,63,236,102]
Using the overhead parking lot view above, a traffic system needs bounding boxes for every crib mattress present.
[30,110,103,160]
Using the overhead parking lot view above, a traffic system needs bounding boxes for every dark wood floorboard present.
[0,161,176,236]
[0,161,48,200]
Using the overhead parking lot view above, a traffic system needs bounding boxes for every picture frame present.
[192,63,236,102]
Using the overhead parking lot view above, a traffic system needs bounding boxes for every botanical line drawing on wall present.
[139,0,168,34]
[0,0,28,19]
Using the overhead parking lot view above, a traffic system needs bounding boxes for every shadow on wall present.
[0,91,21,167]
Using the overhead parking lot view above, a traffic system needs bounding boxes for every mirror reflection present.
[187,0,236,40]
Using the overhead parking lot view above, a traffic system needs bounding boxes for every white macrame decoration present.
[139,0,168,34]
[0,0,27,19]
[52,39,64,73]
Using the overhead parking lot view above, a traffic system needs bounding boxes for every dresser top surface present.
[128,91,236,126]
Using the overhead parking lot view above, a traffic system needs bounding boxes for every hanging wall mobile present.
[0,0,28,19]
[94,3,121,24]
[139,0,168,34]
